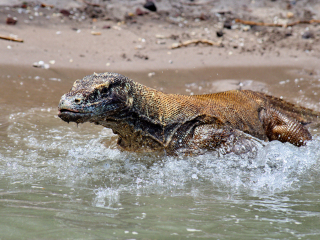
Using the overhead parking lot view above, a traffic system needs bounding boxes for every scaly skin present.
[58,72,319,155]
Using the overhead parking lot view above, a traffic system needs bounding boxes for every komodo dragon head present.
[58,72,133,124]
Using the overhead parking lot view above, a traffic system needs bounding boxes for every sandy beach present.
[0,0,320,73]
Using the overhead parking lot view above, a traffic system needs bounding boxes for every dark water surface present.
[0,65,320,239]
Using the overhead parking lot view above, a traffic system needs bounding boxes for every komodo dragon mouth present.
[58,109,93,124]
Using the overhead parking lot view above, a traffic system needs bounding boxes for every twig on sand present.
[91,31,101,35]
[235,18,320,27]
[181,0,215,6]
[0,34,24,42]
[83,0,101,7]
[40,3,54,8]
[171,39,221,49]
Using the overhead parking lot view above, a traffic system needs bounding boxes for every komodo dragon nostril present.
[75,98,81,104]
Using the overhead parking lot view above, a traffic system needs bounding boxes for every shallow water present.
[1,65,320,239]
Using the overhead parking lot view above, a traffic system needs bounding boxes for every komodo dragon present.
[58,72,319,155]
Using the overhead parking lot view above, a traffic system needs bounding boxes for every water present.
[1,65,320,239]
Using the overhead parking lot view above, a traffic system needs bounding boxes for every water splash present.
[1,108,320,209]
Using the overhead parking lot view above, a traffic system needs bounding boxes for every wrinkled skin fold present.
[58,72,320,155]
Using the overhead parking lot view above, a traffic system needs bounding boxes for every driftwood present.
[0,34,24,42]
[181,0,214,6]
[171,39,221,49]
[40,3,54,8]
[91,31,101,35]
[235,18,320,28]
[83,0,101,7]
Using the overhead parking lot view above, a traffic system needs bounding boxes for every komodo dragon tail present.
[263,93,320,124]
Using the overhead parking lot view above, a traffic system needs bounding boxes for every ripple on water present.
[1,108,320,208]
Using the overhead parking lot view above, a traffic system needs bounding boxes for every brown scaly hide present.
[58,72,319,155]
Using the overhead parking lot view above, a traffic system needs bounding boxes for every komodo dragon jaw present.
[58,72,319,155]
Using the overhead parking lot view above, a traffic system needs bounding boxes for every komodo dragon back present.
[58,72,320,155]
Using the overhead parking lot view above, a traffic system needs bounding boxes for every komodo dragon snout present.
[58,72,319,155]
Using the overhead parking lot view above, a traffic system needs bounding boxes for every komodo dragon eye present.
[100,87,109,95]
